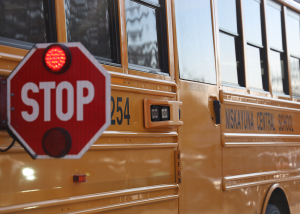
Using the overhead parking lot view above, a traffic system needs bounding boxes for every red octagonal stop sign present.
[7,43,111,159]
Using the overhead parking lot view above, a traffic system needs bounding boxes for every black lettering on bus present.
[225,108,254,130]
[279,114,293,132]
[111,96,131,126]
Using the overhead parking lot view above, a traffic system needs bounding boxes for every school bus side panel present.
[221,90,300,213]
[177,81,222,214]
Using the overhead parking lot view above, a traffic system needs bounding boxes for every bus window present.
[287,9,300,97]
[125,0,168,75]
[65,0,120,65]
[0,0,56,49]
[244,0,268,91]
[218,0,243,87]
[175,0,216,84]
[267,1,288,95]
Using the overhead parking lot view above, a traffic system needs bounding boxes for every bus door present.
[0,0,181,213]
[174,0,222,213]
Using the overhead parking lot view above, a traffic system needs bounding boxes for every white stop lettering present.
[20,81,95,122]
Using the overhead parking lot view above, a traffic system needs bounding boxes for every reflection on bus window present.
[247,45,263,90]
[244,0,267,91]
[287,9,300,97]
[148,0,159,5]
[244,0,263,47]
[218,0,238,34]
[175,0,216,84]
[65,0,116,62]
[267,1,287,94]
[219,33,238,85]
[269,50,284,93]
[126,0,160,70]
[0,0,49,43]
[290,57,300,97]
[125,0,169,75]
[267,1,283,51]
[217,0,243,87]
[287,10,300,58]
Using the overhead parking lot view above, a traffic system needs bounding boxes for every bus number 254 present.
[111,96,130,125]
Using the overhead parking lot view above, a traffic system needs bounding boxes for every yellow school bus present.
[1,0,300,213]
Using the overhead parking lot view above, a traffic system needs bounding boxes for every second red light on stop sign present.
[45,47,66,71]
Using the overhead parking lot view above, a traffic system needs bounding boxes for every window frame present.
[65,0,121,67]
[244,0,270,92]
[174,0,217,84]
[125,0,169,75]
[0,0,57,50]
[94,0,121,67]
[267,1,289,95]
[286,8,300,98]
[218,0,246,88]
[289,56,300,98]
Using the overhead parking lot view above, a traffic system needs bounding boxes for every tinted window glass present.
[267,2,283,51]
[287,10,300,57]
[217,0,238,34]
[290,57,300,96]
[126,0,160,70]
[244,0,263,46]
[0,0,49,43]
[175,0,216,84]
[65,0,112,59]
[247,45,263,89]
[270,50,284,93]
[148,0,159,4]
[220,33,239,85]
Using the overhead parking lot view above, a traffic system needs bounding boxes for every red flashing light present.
[42,128,72,158]
[45,47,66,71]
[73,175,87,183]
[42,44,72,74]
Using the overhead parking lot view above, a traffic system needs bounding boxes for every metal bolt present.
[11,107,15,111]
[2,80,5,84]
[2,120,6,124]
[11,93,14,97]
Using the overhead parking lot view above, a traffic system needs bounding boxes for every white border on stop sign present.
[7,42,111,159]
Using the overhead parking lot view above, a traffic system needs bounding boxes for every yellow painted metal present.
[239,0,250,93]
[174,150,181,184]
[0,184,178,213]
[2,0,300,213]
[55,0,67,43]
[0,0,179,213]
[262,0,274,96]
[177,81,222,214]
[118,0,129,73]
[222,133,300,147]
[165,0,175,80]
[0,45,28,77]
[144,99,183,128]
[223,169,300,191]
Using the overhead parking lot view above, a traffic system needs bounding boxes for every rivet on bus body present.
[11,107,15,111]
[11,93,14,97]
